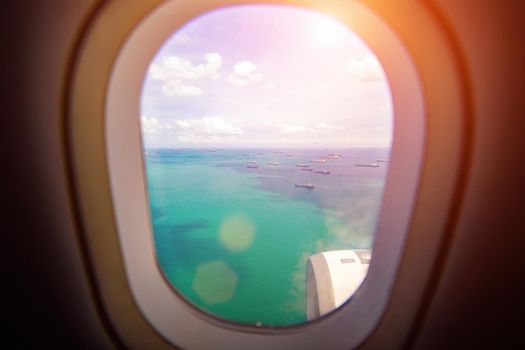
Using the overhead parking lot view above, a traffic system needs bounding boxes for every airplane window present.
[139,4,392,327]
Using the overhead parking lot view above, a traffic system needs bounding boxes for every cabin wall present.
[414,1,525,348]
[2,2,115,349]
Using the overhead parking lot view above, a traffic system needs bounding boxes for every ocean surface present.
[144,147,390,326]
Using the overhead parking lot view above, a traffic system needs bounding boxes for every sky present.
[140,5,393,148]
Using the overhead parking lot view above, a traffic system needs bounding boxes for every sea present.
[144,147,390,326]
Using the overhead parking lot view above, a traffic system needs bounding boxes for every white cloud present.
[141,115,159,134]
[174,117,243,136]
[347,55,385,82]
[148,53,222,96]
[141,115,174,135]
[141,115,391,147]
[162,80,202,96]
[141,115,243,145]
[174,117,243,144]
[227,61,263,87]
[150,53,222,81]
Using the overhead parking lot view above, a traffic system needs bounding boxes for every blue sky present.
[140,5,392,148]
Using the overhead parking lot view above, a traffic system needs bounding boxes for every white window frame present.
[106,1,424,349]
[104,1,425,349]
[68,0,470,346]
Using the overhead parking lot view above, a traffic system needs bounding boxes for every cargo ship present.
[295,182,314,189]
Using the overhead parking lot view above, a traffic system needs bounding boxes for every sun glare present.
[314,19,342,43]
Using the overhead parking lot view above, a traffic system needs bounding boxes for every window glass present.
[140,5,392,327]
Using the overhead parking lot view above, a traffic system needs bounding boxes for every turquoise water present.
[145,148,389,326]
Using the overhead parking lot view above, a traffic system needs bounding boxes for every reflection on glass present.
[140,5,392,326]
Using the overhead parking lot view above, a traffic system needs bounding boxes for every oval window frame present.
[69,0,467,349]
